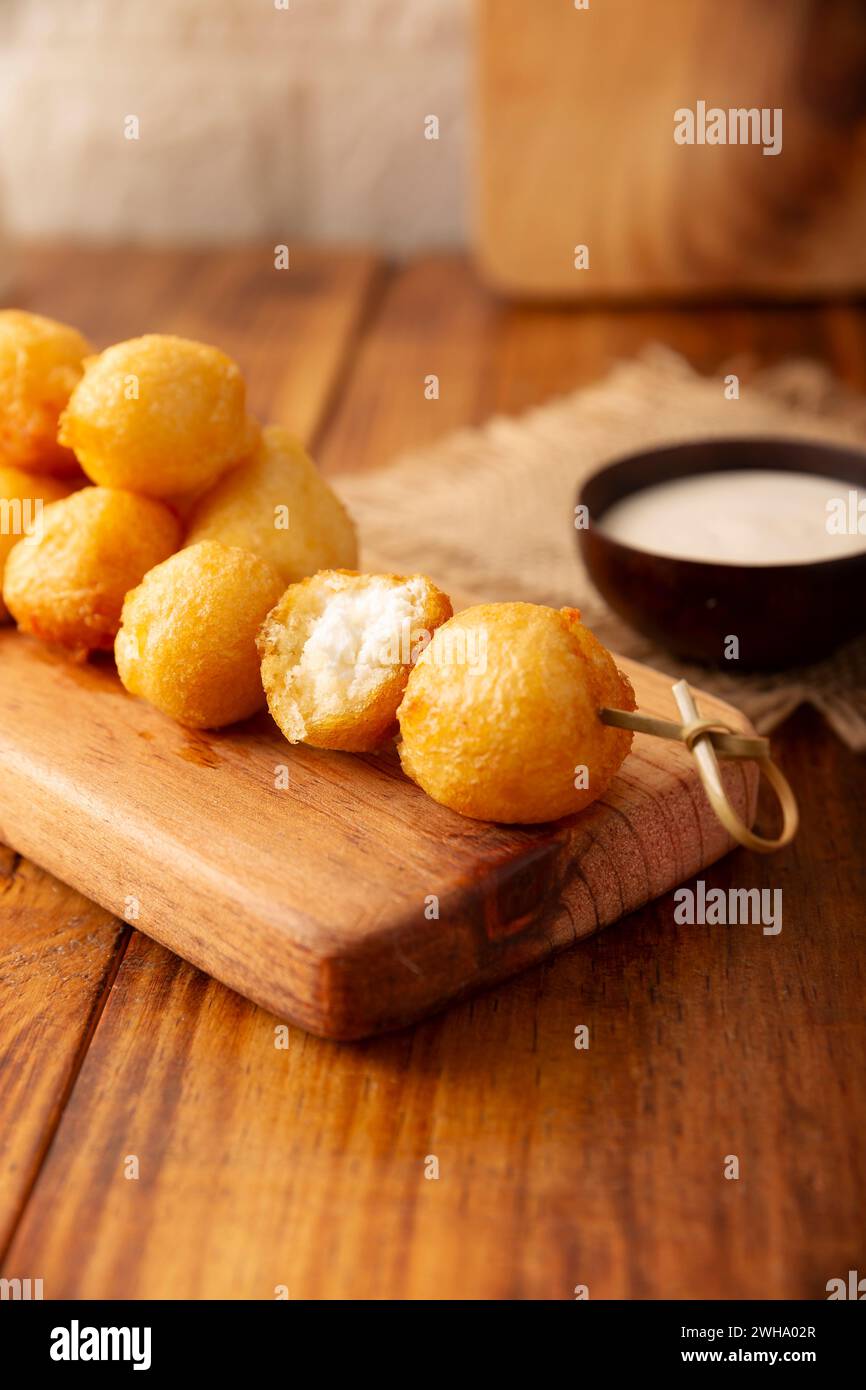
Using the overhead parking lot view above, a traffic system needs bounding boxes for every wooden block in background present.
[475,0,866,299]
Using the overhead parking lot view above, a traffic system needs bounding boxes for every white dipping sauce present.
[599,470,865,566]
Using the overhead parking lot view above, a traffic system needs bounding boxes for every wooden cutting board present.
[0,630,757,1039]
[475,0,866,299]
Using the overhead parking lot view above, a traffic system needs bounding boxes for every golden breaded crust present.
[0,465,76,622]
[0,309,91,476]
[396,602,635,824]
[3,486,181,654]
[185,425,358,581]
[259,569,453,752]
[116,540,285,729]
[58,334,255,498]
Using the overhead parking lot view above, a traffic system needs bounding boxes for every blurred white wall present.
[0,0,469,251]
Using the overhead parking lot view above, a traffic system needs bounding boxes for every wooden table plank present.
[3,252,865,1298]
[0,850,126,1253]
[5,708,863,1299]
[0,246,382,1268]
[317,254,843,475]
[10,244,383,446]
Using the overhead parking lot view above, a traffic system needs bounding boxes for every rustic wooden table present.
[1,247,863,1300]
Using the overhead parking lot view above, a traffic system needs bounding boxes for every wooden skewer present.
[600,680,799,854]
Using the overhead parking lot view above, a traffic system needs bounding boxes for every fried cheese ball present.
[258,569,453,752]
[0,466,75,621]
[3,486,181,654]
[185,425,358,581]
[396,602,636,824]
[58,334,257,498]
[116,541,284,729]
[0,309,91,475]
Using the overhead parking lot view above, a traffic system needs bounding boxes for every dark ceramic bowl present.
[577,438,866,670]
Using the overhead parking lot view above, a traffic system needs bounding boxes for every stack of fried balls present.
[0,308,634,824]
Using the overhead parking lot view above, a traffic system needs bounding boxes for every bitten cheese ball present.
[58,334,257,498]
[0,466,74,621]
[396,602,636,824]
[116,541,284,729]
[185,425,358,581]
[259,569,452,752]
[0,309,91,475]
[3,486,181,653]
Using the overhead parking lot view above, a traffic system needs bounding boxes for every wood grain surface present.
[475,0,866,299]
[1,247,864,1299]
[0,633,757,1040]
[11,245,382,448]
[0,848,126,1251]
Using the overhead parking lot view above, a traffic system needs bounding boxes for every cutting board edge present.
[0,746,759,1042]
[0,631,766,1039]
[308,756,759,1038]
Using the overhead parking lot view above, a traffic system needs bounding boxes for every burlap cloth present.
[338,348,866,750]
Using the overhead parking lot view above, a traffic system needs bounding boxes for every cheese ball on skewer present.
[3,486,181,654]
[116,541,284,729]
[0,309,91,476]
[396,602,635,824]
[259,569,452,752]
[185,425,357,582]
[58,334,257,499]
[0,465,75,621]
